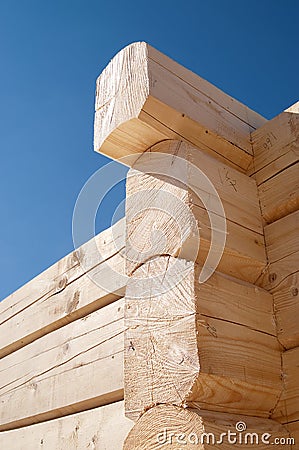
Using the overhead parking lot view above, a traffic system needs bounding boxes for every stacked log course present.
[0,220,132,448]
[94,42,297,448]
[0,42,297,449]
[249,106,299,443]
[124,142,279,421]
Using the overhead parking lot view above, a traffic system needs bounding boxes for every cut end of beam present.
[124,255,281,422]
[123,405,292,449]
[94,42,151,160]
[94,42,266,171]
[124,256,199,421]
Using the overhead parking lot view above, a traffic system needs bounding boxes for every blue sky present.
[0,0,298,300]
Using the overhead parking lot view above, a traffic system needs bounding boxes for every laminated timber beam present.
[94,41,266,172]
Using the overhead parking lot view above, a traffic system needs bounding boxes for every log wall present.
[250,109,299,443]
[0,220,130,448]
[0,42,297,449]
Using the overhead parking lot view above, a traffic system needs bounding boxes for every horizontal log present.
[251,142,298,188]
[125,256,281,421]
[0,401,132,450]
[0,219,125,320]
[0,263,277,430]
[274,272,299,350]
[258,162,299,225]
[272,346,299,424]
[94,42,266,171]
[265,210,299,263]
[248,104,299,184]
[257,211,299,296]
[126,141,266,284]
[0,299,125,431]
[262,212,299,350]
[258,254,298,294]
[0,219,126,358]
[124,405,292,449]
[129,140,263,233]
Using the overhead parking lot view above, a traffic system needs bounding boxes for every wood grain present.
[0,299,125,431]
[0,219,126,358]
[124,256,281,421]
[274,272,299,350]
[124,404,291,449]
[249,106,299,184]
[272,347,299,424]
[286,421,299,449]
[265,210,299,263]
[94,42,266,171]
[0,401,132,450]
[258,162,299,225]
[257,212,299,349]
[126,141,266,284]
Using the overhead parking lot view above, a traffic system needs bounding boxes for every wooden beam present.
[0,218,125,320]
[258,162,299,225]
[274,272,299,350]
[0,255,278,431]
[126,141,266,284]
[0,299,125,431]
[0,401,133,450]
[249,102,299,226]
[257,211,299,299]
[257,196,299,438]
[248,102,299,184]
[272,347,299,425]
[265,210,299,264]
[94,42,266,171]
[124,405,292,449]
[124,256,281,421]
[0,219,126,358]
